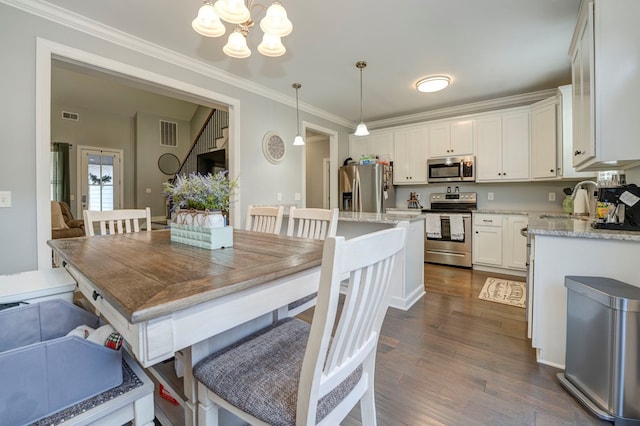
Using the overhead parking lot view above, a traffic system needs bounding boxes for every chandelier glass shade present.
[354,61,369,137]
[292,83,304,146]
[192,0,293,58]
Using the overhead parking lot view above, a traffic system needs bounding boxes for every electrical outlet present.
[294,192,301,201]
[277,192,282,201]
[145,188,152,194]
[548,192,556,201]
[0,191,11,208]
[488,192,494,201]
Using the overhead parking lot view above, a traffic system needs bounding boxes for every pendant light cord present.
[293,83,302,134]
[356,61,367,124]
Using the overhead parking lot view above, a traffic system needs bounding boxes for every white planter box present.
[170,223,234,250]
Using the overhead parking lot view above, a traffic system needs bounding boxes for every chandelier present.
[192,0,293,58]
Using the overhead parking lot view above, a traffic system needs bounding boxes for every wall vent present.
[160,120,178,147]
[61,111,79,121]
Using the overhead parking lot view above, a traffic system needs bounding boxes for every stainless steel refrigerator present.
[339,163,395,213]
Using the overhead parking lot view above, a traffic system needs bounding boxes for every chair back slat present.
[83,208,152,236]
[297,223,407,424]
[245,205,284,234]
[287,207,338,241]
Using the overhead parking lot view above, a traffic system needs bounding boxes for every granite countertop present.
[472,209,640,241]
[527,213,640,241]
[338,211,424,224]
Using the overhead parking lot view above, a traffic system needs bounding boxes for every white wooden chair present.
[83,208,152,236]
[286,207,338,240]
[286,207,339,316]
[245,205,284,234]
[193,224,407,426]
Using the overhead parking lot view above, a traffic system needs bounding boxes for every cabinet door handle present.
[550,169,554,172]
[498,172,502,176]
[574,150,584,156]
[482,219,493,223]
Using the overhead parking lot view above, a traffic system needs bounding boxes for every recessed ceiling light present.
[416,76,451,93]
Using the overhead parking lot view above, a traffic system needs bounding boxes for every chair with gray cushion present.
[286,206,339,316]
[83,208,151,236]
[286,206,338,241]
[245,205,284,234]
[193,223,407,426]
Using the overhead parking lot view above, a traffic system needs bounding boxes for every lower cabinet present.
[472,213,528,273]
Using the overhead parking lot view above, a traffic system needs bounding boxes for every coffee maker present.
[592,184,640,231]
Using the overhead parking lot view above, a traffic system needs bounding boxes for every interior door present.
[79,147,122,212]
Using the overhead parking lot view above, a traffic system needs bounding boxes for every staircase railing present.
[174,109,229,181]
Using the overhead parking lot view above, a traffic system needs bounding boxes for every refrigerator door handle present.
[355,167,362,212]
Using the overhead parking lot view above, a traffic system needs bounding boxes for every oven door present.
[424,214,472,267]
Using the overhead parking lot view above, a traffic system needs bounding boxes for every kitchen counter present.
[527,214,640,241]
[527,214,640,369]
[338,211,425,224]
[337,212,425,310]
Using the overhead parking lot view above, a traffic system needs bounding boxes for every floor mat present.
[478,277,526,308]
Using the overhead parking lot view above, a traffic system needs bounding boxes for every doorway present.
[36,39,242,269]
[301,122,338,210]
[78,146,123,212]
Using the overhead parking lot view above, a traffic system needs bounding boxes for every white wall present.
[0,3,350,274]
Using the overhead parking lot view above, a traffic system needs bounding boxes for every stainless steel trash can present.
[557,276,640,425]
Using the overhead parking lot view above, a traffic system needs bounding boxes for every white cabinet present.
[504,215,528,269]
[393,127,427,184]
[558,85,596,179]
[569,0,640,170]
[472,214,503,266]
[473,213,528,273]
[531,96,560,180]
[427,120,474,158]
[475,110,530,182]
[348,132,394,162]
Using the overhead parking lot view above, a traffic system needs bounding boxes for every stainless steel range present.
[422,191,477,267]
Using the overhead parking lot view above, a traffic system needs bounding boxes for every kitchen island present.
[337,211,425,310]
[528,214,640,368]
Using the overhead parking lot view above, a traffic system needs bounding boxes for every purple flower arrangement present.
[163,171,238,212]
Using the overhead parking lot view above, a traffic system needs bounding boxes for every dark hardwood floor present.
[306,263,608,426]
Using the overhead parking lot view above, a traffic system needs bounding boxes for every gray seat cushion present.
[193,318,362,426]
[287,293,317,312]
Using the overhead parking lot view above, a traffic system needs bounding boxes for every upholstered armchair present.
[51,201,85,239]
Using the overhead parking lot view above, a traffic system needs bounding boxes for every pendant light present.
[292,83,304,146]
[354,61,369,136]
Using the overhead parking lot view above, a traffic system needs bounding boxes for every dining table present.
[48,228,325,425]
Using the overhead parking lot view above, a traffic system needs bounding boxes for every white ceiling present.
[43,0,582,125]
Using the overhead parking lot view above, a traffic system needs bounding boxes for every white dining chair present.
[83,208,152,236]
[193,224,407,426]
[286,207,338,241]
[245,205,284,234]
[286,207,339,316]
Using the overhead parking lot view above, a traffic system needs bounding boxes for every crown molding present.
[1,0,352,128]
[368,88,558,130]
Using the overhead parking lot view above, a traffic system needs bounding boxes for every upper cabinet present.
[476,109,530,182]
[531,96,560,179]
[569,0,640,170]
[427,120,474,158]
[393,127,428,184]
[348,132,394,162]
[530,89,596,181]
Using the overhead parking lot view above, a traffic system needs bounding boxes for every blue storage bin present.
[0,300,123,425]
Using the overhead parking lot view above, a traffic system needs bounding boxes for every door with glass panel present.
[79,147,122,212]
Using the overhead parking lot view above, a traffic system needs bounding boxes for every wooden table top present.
[48,229,325,323]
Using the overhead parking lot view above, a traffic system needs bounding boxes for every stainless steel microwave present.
[427,156,475,183]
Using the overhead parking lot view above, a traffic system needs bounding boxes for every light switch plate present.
[548,192,556,201]
[488,192,494,201]
[294,192,301,201]
[0,191,11,208]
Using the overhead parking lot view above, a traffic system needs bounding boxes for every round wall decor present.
[262,131,286,164]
